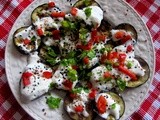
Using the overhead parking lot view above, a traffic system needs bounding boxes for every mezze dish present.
[5,0,154,120]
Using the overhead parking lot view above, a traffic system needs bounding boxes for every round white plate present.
[5,0,155,120]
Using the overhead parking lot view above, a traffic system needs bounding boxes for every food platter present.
[5,0,155,120]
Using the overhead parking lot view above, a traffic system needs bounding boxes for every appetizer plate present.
[5,0,155,120]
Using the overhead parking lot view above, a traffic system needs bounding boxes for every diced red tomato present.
[127,45,133,52]
[119,53,126,62]
[43,71,52,79]
[51,12,65,18]
[97,95,107,114]
[71,7,77,16]
[91,29,97,39]
[23,38,31,45]
[70,93,77,99]
[72,65,78,70]
[89,89,97,99]
[62,79,73,90]
[103,72,112,78]
[48,1,55,8]
[114,31,125,40]
[121,34,132,44]
[98,35,106,42]
[74,105,84,112]
[83,57,89,64]
[52,30,60,39]
[118,65,137,80]
[22,72,33,86]
[37,28,44,36]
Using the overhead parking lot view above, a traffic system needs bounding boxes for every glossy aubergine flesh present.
[95,92,125,120]
[126,56,150,88]
[64,93,93,120]
[115,23,137,41]
[13,26,41,55]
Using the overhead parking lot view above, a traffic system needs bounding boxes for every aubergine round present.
[13,26,41,55]
[95,92,125,120]
[126,56,150,88]
[115,23,138,41]
[64,93,93,120]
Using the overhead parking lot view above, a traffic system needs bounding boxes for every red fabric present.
[0,0,160,119]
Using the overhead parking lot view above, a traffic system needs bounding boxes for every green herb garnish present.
[126,61,133,69]
[116,78,126,91]
[67,68,77,81]
[106,64,112,71]
[80,50,96,59]
[110,103,116,109]
[61,58,76,66]
[61,20,76,30]
[84,7,92,18]
[31,36,36,42]
[46,96,61,109]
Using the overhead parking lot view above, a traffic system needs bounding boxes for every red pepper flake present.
[22,72,33,86]
[43,71,52,79]
[48,1,55,8]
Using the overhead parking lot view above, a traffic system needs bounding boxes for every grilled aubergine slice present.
[126,56,150,88]
[13,26,41,54]
[95,92,125,120]
[64,92,93,120]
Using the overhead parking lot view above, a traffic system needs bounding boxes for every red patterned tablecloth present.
[0,0,159,120]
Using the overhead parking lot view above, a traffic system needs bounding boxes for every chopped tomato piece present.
[75,105,84,112]
[72,65,79,70]
[23,38,31,45]
[118,65,137,80]
[52,30,60,39]
[62,80,73,90]
[98,35,106,42]
[37,28,44,36]
[43,71,52,79]
[119,53,126,62]
[83,57,89,64]
[107,52,118,60]
[121,34,132,44]
[71,7,77,16]
[100,54,108,64]
[89,89,97,99]
[91,29,97,39]
[114,31,125,40]
[22,72,33,86]
[51,12,65,18]
[127,45,133,52]
[103,72,112,78]
[48,1,55,8]
[97,95,107,114]
[87,82,92,89]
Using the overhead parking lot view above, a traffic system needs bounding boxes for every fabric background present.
[0,0,159,119]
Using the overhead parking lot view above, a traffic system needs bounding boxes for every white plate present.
[5,0,155,120]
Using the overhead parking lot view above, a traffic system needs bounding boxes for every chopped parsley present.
[72,87,89,93]
[67,68,77,81]
[61,58,76,66]
[126,61,133,69]
[80,50,96,59]
[31,36,36,42]
[47,47,57,57]
[79,28,88,44]
[46,96,61,109]
[106,64,112,71]
[84,7,92,18]
[116,78,126,91]
[110,103,116,109]
[61,20,76,30]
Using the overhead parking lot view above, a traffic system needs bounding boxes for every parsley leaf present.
[110,103,116,109]
[31,36,36,42]
[106,64,112,71]
[126,61,133,69]
[67,68,77,81]
[46,96,61,109]
[80,50,96,59]
[84,7,92,18]
[116,78,126,91]
[61,20,76,30]
[61,58,76,66]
